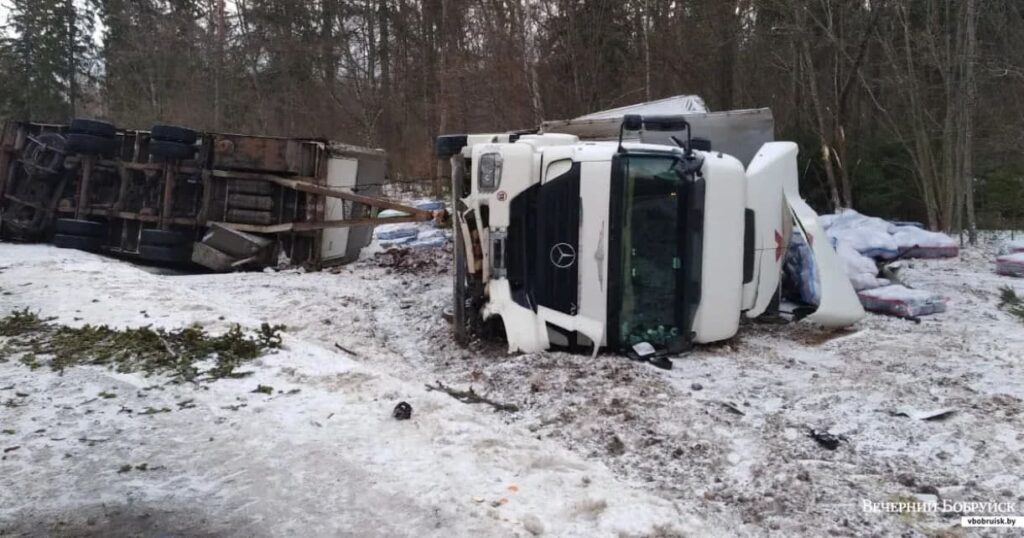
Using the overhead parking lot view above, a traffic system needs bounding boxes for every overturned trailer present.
[0,120,436,270]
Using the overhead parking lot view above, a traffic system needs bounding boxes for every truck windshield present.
[613,155,694,350]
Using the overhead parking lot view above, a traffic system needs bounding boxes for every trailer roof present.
[574,94,708,120]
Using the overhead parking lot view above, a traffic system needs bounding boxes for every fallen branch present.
[334,343,358,357]
[425,381,519,413]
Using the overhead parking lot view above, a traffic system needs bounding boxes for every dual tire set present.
[52,119,199,263]
[53,217,192,264]
[63,118,198,162]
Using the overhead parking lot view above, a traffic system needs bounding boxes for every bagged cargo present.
[835,240,889,291]
[413,199,447,211]
[997,253,1024,277]
[999,239,1024,255]
[825,209,900,259]
[890,226,958,258]
[785,233,820,305]
[857,285,947,318]
[376,223,420,241]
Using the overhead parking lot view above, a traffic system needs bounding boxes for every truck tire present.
[452,162,470,347]
[140,228,190,247]
[436,134,468,160]
[230,179,274,195]
[66,133,116,156]
[227,193,273,211]
[55,218,105,238]
[139,244,193,264]
[150,124,198,145]
[53,233,103,251]
[149,140,196,161]
[69,118,117,139]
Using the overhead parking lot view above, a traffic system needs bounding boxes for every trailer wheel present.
[55,218,105,238]
[139,244,193,264]
[149,140,196,161]
[150,124,198,145]
[53,233,103,251]
[69,118,117,139]
[140,228,190,247]
[66,133,116,157]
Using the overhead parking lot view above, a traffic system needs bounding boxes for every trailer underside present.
[0,121,437,270]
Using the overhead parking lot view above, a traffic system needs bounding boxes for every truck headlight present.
[478,152,502,192]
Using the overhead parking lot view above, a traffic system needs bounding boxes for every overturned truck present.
[0,119,435,270]
[438,106,865,364]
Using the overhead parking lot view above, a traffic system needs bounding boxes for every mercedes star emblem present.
[549,242,577,269]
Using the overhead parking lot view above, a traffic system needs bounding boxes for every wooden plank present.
[207,170,432,218]
[210,215,429,234]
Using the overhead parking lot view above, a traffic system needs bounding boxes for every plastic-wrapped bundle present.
[857,285,947,318]
[408,228,449,249]
[1000,239,1024,255]
[996,253,1024,277]
[376,223,420,241]
[834,240,890,291]
[784,232,820,305]
[824,209,900,259]
[413,199,447,211]
[890,226,959,258]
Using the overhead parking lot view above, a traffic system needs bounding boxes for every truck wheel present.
[453,222,470,346]
[150,124,198,145]
[139,244,193,264]
[140,228,190,247]
[66,133,116,156]
[436,135,468,160]
[55,218,105,238]
[69,118,117,139]
[149,140,196,161]
[53,233,103,251]
[452,160,471,347]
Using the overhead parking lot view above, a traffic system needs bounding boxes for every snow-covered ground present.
[1,235,1023,536]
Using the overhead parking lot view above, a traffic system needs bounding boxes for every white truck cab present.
[439,114,862,360]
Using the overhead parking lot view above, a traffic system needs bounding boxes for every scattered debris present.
[607,435,626,456]
[98,391,116,399]
[690,382,704,391]
[998,286,1024,322]
[424,381,519,413]
[0,309,284,382]
[392,401,413,420]
[374,247,449,274]
[252,385,274,395]
[334,342,358,357]
[176,399,197,410]
[718,402,745,416]
[807,428,845,450]
[891,407,956,421]
[3,446,21,453]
